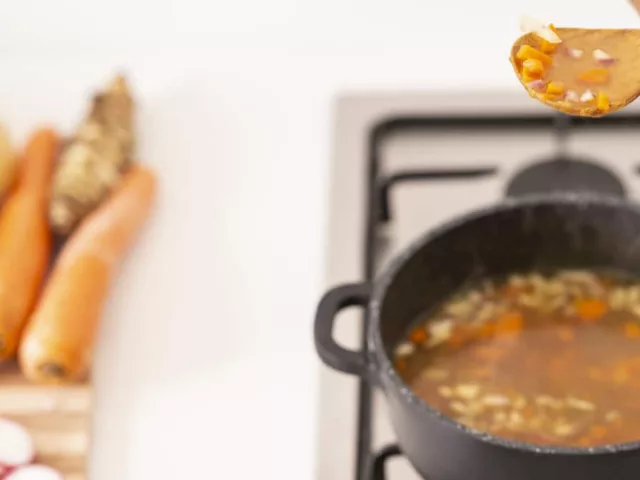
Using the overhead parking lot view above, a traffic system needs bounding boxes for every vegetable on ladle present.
[510,15,640,117]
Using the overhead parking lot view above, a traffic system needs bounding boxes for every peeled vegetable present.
[0,126,17,199]
[49,74,135,235]
[0,419,34,469]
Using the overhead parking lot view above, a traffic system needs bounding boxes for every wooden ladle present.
[510,24,640,117]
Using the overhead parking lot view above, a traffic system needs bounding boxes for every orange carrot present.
[575,298,607,322]
[0,129,59,361]
[493,311,524,334]
[578,68,610,85]
[19,165,157,384]
[523,59,545,78]
[596,92,610,112]
[540,40,557,54]
[516,45,553,66]
[409,326,427,344]
[546,81,566,96]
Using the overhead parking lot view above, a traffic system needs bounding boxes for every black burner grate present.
[358,112,640,480]
[505,156,626,198]
[366,444,403,480]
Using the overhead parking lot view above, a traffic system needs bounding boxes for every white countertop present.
[2,0,639,478]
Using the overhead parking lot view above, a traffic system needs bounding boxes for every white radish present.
[5,466,63,480]
[0,420,34,468]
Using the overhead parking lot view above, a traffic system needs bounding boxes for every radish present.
[0,419,34,468]
[0,464,11,478]
[5,466,62,480]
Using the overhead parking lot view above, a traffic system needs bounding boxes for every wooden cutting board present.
[0,362,91,479]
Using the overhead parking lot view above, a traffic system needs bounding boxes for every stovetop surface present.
[318,91,640,480]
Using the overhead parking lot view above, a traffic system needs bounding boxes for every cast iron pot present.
[314,193,640,480]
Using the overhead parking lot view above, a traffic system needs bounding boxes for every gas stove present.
[317,91,640,480]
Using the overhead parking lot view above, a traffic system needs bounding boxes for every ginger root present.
[49,74,134,235]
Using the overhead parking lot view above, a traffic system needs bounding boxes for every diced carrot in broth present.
[523,59,545,77]
[494,311,524,334]
[409,327,427,344]
[596,92,610,112]
[578,69,610,85]
[546,81,565,95]
[516,45,553,66]
[575,298,607,322]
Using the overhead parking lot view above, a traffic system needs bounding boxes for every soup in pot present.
[393,269,640,447]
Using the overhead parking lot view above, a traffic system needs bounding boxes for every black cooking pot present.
[314,193,640,480]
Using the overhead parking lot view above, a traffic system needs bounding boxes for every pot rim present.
[369,192,640,456]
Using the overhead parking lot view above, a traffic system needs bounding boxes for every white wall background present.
[0,1,638,479]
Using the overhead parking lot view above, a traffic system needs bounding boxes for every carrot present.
[540,40,557,54]
[0,129,59,361]
[546,81,566,96]
[493,311,524,334]
[578,68,610,85]
[575,298,607,322]
[596,92,610,112]
[522,59,545,78]
[19,165,157,384]
[516,45,553,66]
[409,326,427,344]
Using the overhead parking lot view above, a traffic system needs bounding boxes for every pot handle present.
[314,283,372,379]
